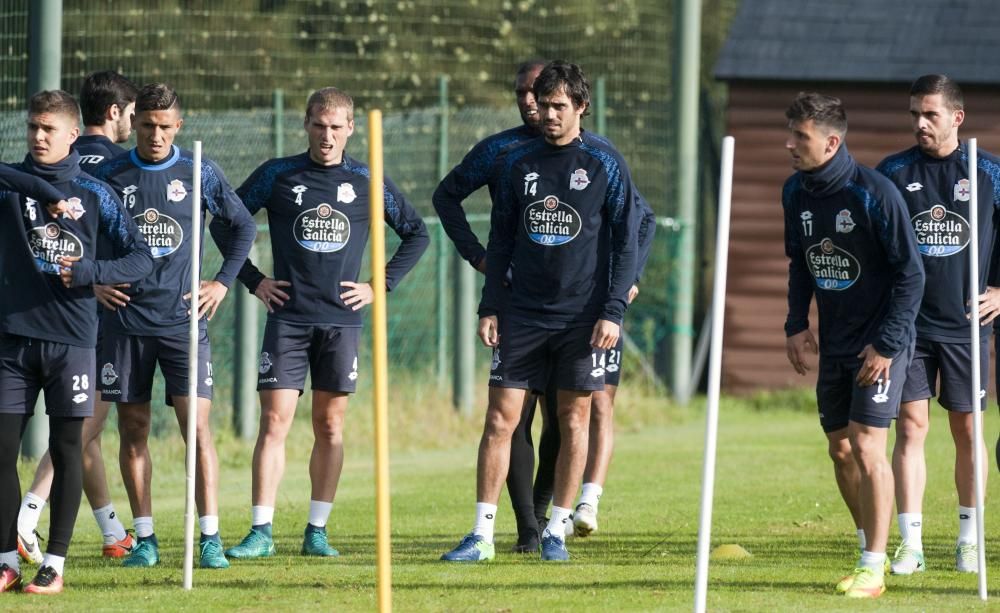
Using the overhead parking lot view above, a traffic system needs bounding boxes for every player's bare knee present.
[483,406,517,439]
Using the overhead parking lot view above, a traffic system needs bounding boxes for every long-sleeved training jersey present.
[783,145,925,359]
[219,151,429,327]
[75,134,127,173]
[479,131,639,328]
[877,142,1000,342]
[92,145,256,336]
[0,151,152,347]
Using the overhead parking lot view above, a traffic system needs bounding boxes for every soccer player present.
[441,61,639,562]
[876,74,1000,575]
[221,87,429,559]
[16,70,139,564]
[92,83,256,570]
[782,92,924,598]
[0,89,152,594]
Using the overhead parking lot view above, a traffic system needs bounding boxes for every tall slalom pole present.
[368,110,393,613]
[967,138,988,600]
[183,141,203,590]
[693,136,735,613]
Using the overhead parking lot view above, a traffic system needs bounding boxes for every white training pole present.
[693,135,734,613]
[967,138,988,600]
[183,141,203,590]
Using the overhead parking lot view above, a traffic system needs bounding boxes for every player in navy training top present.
[876,75,1000,575]
[442,61,638,564]
[16,70,141,566]
[0,90,152,595]
[220,87,429,560]
[91,83,256,570]
[782,93,924,598]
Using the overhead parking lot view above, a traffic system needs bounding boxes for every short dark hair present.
[910,74,964,111]
[28,89,80,123]
[785,92,847,136]
[515,59,548,82]
[135,83,180,114]
[80,70,138,126]
[533,60,590,116]
[305,87,354,122]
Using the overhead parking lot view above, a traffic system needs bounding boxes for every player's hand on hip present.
[590,319,620,350]
[340,281,373,311]
[478,316,499,347]
[46,199,71,219]
[856,344,891,387]
[976,286,1000,325]
[94,283,131,310]
[785,329,817,375]
[184,279,228,321]
[254,277,291,313]
[627,284,639,304]
[57,255,81,288]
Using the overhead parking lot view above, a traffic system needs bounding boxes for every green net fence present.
[1,0,740,434]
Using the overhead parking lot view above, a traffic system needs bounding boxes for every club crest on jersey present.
[166,179,187,202]
[835,209,855,233]
[101,363,118,386]
[292,184,308,205]
[62,197,86,221]
[805,238,861,291]
[337,183,357,204]
[27,223,84,275]
[523,195,582,246]
[295,203,350,252]
[135,209,184,258]
[569,168,590,191]
[911,205,969,257]
[954,178,971,202]
[258,352,273,374]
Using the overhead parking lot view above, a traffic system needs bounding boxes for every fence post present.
[22,0,62,460]
[436,76,450,391]
[595,76,607,136]
[273,89,285,157]
[233,243,259,440]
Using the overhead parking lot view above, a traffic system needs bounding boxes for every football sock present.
[579,483,603,509]
[0,551,18,574]
[17,492,45,536]
[199,515,219,537]
[958,505,976,544]
[859,550,886,575]
[134,516,154,539]
[898,512,922,549]
[472,502,497,543]
[545,506,572,540]
[308,500,333,528]
[40,553,64,576]
[251,505,274,528]
[93,504,128,544]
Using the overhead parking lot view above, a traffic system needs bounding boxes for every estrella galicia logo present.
[911,204,970,257]
[295,203,350,252]
[523,195,582,246]
[806,238,861,291]
[28,223,84,274]
[135,209,184,258]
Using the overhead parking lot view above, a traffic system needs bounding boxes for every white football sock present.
[471,502,497,543]
[199,515,219,537]
[251,505,274,527]
[859,550,885,575]
[0,550,18,574]
[134,516,154,539]
[958,505,977,545]
[898,512,922,549]
[40,553,64,575]
[545,506,572,541]
[17,492,46,535]
[308,500,333,528]
[578,483,603,509]
[93,504,128,544]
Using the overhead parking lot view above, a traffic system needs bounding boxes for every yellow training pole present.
[368,109,392,613]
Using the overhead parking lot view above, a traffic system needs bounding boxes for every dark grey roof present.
[715,0,1000,85]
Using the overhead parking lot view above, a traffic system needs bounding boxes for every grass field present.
[8,386,1000,611]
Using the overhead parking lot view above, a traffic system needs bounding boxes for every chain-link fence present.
[1,0,741,434]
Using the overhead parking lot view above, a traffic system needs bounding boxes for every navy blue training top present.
[218,151,430,327]
[783,145,925,359]
[92,145,257,336]
[0,151,152,347]
[479,131,639,328]
[74,134,127,173]
[877,142,1000,342]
